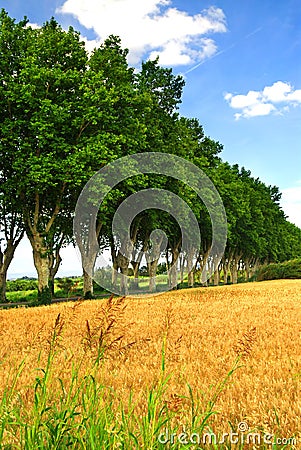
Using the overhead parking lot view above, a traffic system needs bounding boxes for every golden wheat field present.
[0,279,300,445]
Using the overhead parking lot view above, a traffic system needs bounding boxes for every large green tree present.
[75,36,151,298]
[0,11,28,301]
[0,12,128,303]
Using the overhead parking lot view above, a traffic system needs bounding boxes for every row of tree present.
[0,10,300,302]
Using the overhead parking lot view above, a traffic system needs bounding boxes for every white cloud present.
[224,81,301,119]
[226,90,261,109]
[79,35,101,54]
[262,81,292,103]
[242,102,275,117]
[280,183,301,228]
[149,37,217,66]
[287,89,301,103]
[56,0,227,66]
[26,22,41,29]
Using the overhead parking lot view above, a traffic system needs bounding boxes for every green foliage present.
[6,278,37,292]
[0,8,301,295]
[256,259,301,281]
[56,277,75,293]
[157,263,167,275]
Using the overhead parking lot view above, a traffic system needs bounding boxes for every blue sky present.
[2,0,300,277]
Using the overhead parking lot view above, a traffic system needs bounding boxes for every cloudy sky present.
[2,0,301,277]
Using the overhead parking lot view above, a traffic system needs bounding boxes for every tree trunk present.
[222,260,230,285]
[120,266,128,296]
[83,268,94,298]
[179,255,185,284]
[112,257,118,288]
[49,276,55,298]
[131,260,140,290]
[208,257,214,285]
[230,263,238,284]
[0,270,8,303]
[214,268,220,286]
[187,247,195,288]
[117,249,131,296]
[76,219,102,298]
[111,239,119,288]
[0,228,24,302]
[201,253,209,286]
[249,258,260,278]
[196,249,210,286]
[148,259,160,292]
[49,247,62,297]
[188,270,194,288]
[131,248,144,290]
[111,235,133,294]
[230,253,242,285]
[169,246,180,289]
[218,263,222,285]
[82,255,96,298]
[146,234,163,293]
[0,259,11,303]
[212,256,220,286]
[244,259,249,281]
[169,264,177,289]
[31,240,52,304]
[165,250,170,271]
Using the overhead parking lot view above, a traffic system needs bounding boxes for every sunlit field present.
[0,279,300,449]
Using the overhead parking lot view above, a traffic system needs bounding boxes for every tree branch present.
[45,182,66,233]
[33,191,39,229]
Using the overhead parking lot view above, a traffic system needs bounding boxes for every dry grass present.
[0,279,300,443]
